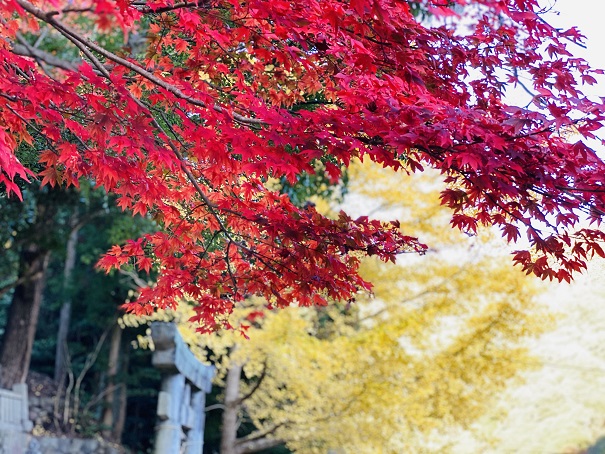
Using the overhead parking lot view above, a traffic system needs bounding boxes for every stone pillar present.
[184,390,206,454]
[154,373,185,454]
[150,322,214,454]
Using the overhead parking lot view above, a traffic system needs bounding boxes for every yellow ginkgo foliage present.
[133,160,550,453]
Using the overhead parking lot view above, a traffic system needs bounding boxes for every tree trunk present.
[54,212,80,383]
[221,362,243,454]
[0,242,50,388]
[220,360,284,454]
[102,322,122,440]
[112,348,129,442]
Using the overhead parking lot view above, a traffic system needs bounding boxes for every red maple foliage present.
[2,0,605,331]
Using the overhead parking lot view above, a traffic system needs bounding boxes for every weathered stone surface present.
[0,430,29,454]
[25,436,41,454]
[156,391,170,420]
[0,384,32,433]
[150,323,214,392]
[0,433,122,454]
[81,439,99,453]
[150,322,215,454]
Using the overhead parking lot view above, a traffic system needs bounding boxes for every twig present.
[72,326,111,422]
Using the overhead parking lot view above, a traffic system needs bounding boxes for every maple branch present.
[47,6,95,16]
[405,143,557,248]
[241,247,288,276]
[461,173,550,243]
[534,14,587,49]
[11,2,406,297]
[16,4,272,287]
[118,268,150,289]
[194,230,222,265]
[37,13,108,79]
[225,240,241,297]
[6,96,91,170]
[68,41,281,285]
[21,26,121,154]
[133,1,204,14]
[231,231,315,275]
[554,185,605,194]
[16,0,264,127]
[76,51,234,247]
[4,0,600,321]
[7,22,64,71]
[511,67,540,104]
[535,185,605,218]
[130,106,237,245]
[4,103,56,153]
[9,41,79,72]
[364,128,574,253]
[127,87,287,282]
[0,17,46,77]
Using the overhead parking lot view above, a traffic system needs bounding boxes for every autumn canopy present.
[1,0,604,330]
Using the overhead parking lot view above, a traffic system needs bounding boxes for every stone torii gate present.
[150,322,215,454]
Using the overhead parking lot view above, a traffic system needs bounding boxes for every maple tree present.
[2,0,605,328]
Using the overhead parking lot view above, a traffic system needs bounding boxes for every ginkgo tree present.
[1,0,605,329]
[135,161,548,453]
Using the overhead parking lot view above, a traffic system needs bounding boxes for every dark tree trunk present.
[0,190,61,389]
[0,242,50,388]
[112,348,129,442]
[102,322,122,440]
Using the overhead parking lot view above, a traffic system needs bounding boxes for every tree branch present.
[133,1,203,14]
[237,359,267,404]
[10,41,80,71]
[235,422,284,445]
[15,0,265,127]
[237,436,284,454]
[118,268,150,289]
[0,274,39,297]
